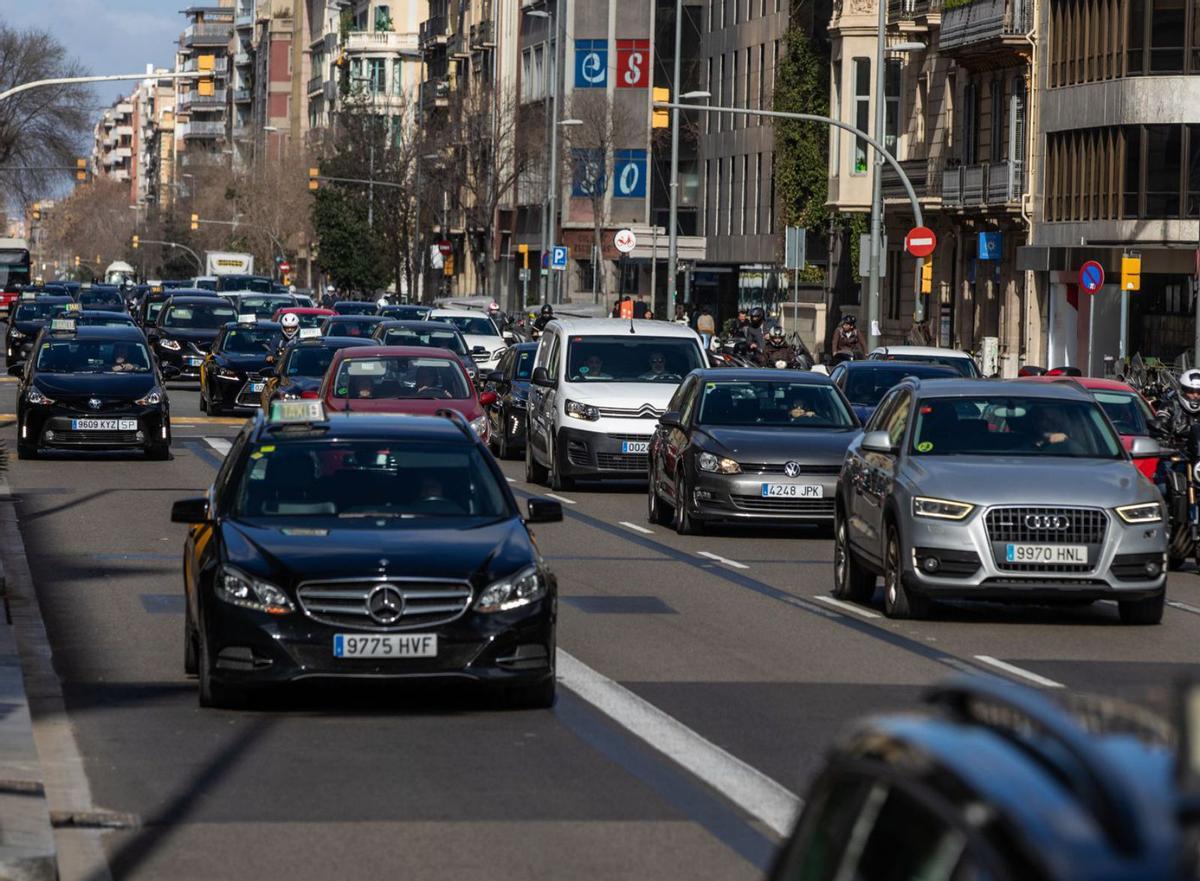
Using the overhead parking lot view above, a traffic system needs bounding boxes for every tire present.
[673,472,702,535]
[183,606,198,676]
[494,412,511,460]
[199,392,207,414]
[882,523,929,620]
[506,675,556,710]
[1118,593,1164,625]
[197,625,248,709]
[548,438,573,491]
[16,442,36,461]
[832,508,875,603]
[1169,522,1192,570]
[647,462,673,525]
[525,437,549,484]
[146,443,172,461]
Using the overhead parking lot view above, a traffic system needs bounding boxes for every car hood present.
[158,328,220,348]
[463,334,505,354]
[324,396,482,418]
[217,353,274,373]
[222,516,534,585]
[559,381,680,409]
[904,456,1159,506]
[701,426,860,463]
[12,320,47,336]
[34,373,156,400]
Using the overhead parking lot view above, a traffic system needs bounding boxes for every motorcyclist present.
[533,303,554,333]
[760,325,800,368]
[275,312,301,359]
[741,306,767,355]
[831,314,865,360]
[1163,369,1200,442]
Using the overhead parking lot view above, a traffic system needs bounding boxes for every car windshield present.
[221,327,280,354]
[279,311,327,329]
[324,318,380,337]
[285,346,337,377]
[193,278,218,291]
[1094,390,1152,436]
[843,365,958,406]
[233,440,508,520]
[80,315,134,327]
[566,336,704,383]
[382,306,431,320]
[877,353,980,378]
[330,356,471,400]
[79,291,123,306]
[162,303,237,329]
[240,296,292,316]
[334,302,377,315]
[699,381,855,428]
[145,301,166,323]
[514,349,535,379]
[35,340,152,374]
[911,396,1123,458]
[218,276,271,293]
[14,302,65,321]
[379,327,467,355]
[437,315,498,336]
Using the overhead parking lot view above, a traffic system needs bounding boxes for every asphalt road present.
[5,377,1200,880]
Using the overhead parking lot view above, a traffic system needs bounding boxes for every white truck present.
[205,251,254,276]
[104,260,136,285]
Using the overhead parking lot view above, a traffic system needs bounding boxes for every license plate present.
[70,419,137,431]
[1005,544,1088,564]
[761,483,823,498]
[621,441,649,454]
[184,356,202,366]
[249,382,264,392]
[333,633,437,658]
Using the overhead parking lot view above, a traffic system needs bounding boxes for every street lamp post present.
[667,88,710,319]
[527,6,564,305]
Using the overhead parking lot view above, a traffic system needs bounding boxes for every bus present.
[0,238,31,312]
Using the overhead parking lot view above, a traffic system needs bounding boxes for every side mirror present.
[6,362,23,377]
[486,370,505,384]
[861,430,896,455]
[1130,436,1162,459]
[170,497,211,523]
[479,391,498,407]
[659,409,683,429]
[531,366,556,388]
[526,497,563,523]
[161,364,181,379]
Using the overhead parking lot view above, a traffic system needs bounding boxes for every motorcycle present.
[1153,416,1200,570]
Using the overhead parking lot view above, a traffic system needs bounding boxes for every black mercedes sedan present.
[7,295,73,364]
[171,403,563,709]
[370,319,480,386]
[484,342,537,459]
[199,319,282,415]
[257,334,375,409]
[647,369,861,533]
[14,323,170,460]
[149,295,238,381]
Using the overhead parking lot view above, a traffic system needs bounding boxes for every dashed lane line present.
[697,550,749,570]
[544,493,577,505]
[813,595,882,619]
[1168,600,1200,616]
[973,655,1064,688]
[204,437,233,456]
[619,521,654,535]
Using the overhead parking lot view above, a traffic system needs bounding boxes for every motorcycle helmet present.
[540,304,554,317]
[767,325,785,344]
[280,312,300,339]
[840,314,857,327]
[1180,369,1200,414]
[749,306,765,327]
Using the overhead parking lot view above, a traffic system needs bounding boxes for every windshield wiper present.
[337,511,421,519]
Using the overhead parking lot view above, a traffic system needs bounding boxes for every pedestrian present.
[644,309,655,320]
[632,294,649,319]
[611,299,622,318]
[696,305,716,336]
[673,303,688,325]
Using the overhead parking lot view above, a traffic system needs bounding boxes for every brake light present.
[300,390,319,399]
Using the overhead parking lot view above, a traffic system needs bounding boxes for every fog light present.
[922,555,941,573]
[1145,561,1162,576]
[135,431,145,442]
[695,489,714,500]
[43,430,54,440]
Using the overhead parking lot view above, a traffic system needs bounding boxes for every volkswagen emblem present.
[88,398,102,411]
[1025,514,1069,531]
[366,585,405,624]
[783,461,802,478]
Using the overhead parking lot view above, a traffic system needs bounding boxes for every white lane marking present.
[973,655,1064,688]
[205,437,232,456]
[697,550,749,570]
[506,477,515,483]
[813,595,882,619]
[1168,600,1200,615]
[619,521,654,535]
[557,649,801,835]
[544,493,577,505]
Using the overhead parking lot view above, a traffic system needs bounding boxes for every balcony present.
[881,157,944,201]
[180,89,227,109]
[182,22,232,47]
[419,16,448,50]
[183,56,228,73]
[234,51,252,67]
[307,73,324,96]
[420,76,450,112]
[939,0,1031,64]
[470,20,495,49]
[941,160,1025,207]
[887,0,941,27]
[180,121,226,139]
[233,88,251,103]
[345,30,419,54]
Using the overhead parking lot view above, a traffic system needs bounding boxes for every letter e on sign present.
[617,40,650,88]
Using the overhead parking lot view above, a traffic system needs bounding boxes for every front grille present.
[986,506,1107,573]
[50,429,140,444]
[57,399,139,414]
[606,433,653,442]
[597,405,663,419]
[740,462,841,475]
[297,578,473,631]
[730,495,835,516]
[235,382,263,407]
[980,577,1107,587]
[595,452,648,471]
[567,445,593,468]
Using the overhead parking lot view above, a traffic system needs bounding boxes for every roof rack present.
[926,674,1145,857]
[434,408,475,441]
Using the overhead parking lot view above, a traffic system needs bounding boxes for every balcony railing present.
[420,76,450,111]
[182,23,232,46]
[183,57,228,73]
[234,51,252,66]
[419,16,448,49]
[941,160,1025,206]
[181,89,227,108]
[180,121,226,139]
[307,73,324,95]
[233,88,251,103]
[939,0,1031,52]
[887,0,942,21]
[344,30,419,54]
[470,20,495,48]
[881,157,943,200]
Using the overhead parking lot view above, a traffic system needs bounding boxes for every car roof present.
[332,345,459,359]
[248,411,478,444]
[148,289,218,299]
[324,313,384,322]
[428,308,486,317]
[870,345,973,358]
[42,325,148,342]
[376,320,464,331]
[273,307,333,315]
[17,295,72,305]
[283,335,374,350]
[165,295,233,305]
[690,367,835,385]
[220,320,281,331]
[837,360,959,374]
[545,318,702,338]
[912,377,1094,401]
[1019,375,1138,393]
[77,310,134,321]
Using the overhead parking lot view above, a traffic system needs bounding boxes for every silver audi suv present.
[833,378,1167,623]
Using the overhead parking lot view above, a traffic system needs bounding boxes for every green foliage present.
[942,0,975,9]
[311,185,389,292]
[772,23,830,232]
[844,212,868,282]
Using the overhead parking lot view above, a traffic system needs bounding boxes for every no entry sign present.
[1079,260,1104,294]
[905,227,937,258]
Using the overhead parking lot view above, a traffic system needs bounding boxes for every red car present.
[271,306,335,329]
[1018,375,1161,478]
[319,346,495,440]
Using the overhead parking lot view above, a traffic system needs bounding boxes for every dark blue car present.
[829,359,959,423]
[484,342,536,459]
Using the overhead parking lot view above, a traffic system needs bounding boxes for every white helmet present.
[1180,369,1200,413]
[280,312,300,338]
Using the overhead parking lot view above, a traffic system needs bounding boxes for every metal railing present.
[233,88,251,103]
[307,74,324,95]
[882,157,942,199]
[419,16,448,48]
[940,0,1030,50]
[183,57,228,73]
[470,19,495,48]
[887,0,942,19]
[180,121,225,139]
[182,23,232,46]
[420,76,450,109]
[942,159,1025,205]
[181,89,227,108]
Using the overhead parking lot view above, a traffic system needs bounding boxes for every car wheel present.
[1119,593,1165,625]
[199,391,207,413]
[496,418,512,460]
[525,437,549,484]
[549,436,573,491]
[184,606,198,676]
[197,624,248,709]
[673,472,701,535]
[882,523,929,620]
[146,443,172,461]
[647,462,673,525]
[16,442,36,461]
[832,509,875,603]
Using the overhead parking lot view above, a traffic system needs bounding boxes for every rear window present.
[877,353,981,378]
[1093,390,1152,436]
[331,356,471,400]
[324,318,380,337]
[380,327,467,355]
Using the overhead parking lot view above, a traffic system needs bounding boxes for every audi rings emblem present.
[366,585,405,624]
[783,461,802,478]
[1025,514,1070,531]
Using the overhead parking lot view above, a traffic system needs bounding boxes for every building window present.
[884,59,901,159]
[706,57,713,134]
[731,51,739,129]
[990,79,1006,163]
[1146,124,1183,216]
[716,54,724,133]
[716,159,724,236]
[757,44,766,119]
[767,158,776,233]
[887,250,902,320]
[853,57,870,174]
[740,154,749,234]
[727,157,736,235]
[831,62,842,176]
[753,154,763,234]
[368,58,386,93]
[962,81,979,165]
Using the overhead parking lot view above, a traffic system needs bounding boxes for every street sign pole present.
[1078,261,1105,376]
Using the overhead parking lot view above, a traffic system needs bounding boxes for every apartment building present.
[131,70,179,209]
[91,100,135,183]
[175,5,235,161]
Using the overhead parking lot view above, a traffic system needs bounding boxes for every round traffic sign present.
[1079,260,1104,294]
[614,228,637,254]
[904,226,937,258]
[279,262,290,272]
[438,240,453,256]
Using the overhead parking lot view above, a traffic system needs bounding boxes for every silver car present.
[834,379,1167,623]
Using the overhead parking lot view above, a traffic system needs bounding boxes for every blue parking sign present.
[575,40,607,89]
[551,246,569,270]
[978,231,1001,260]
[613,149,648,199]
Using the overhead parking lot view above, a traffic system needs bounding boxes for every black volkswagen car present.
[647,369,861,533]
[171,403,563,709]
[484,342,537,459]
[199,319,282,415]
[258,334,375,409]
[320,314,385,339]
[370,320,480,386]
[829,360,961,423]
[14,323,170,460]
[136,288,219,328]
[149,295,238,380]
[7,295,73,364]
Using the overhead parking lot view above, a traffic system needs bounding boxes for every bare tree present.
[44,178,136,270]
[0,25,92,207]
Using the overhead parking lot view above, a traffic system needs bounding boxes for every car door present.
[861,389,912,558]
[661,377,699,492]
[490,349,513,435]
[527,331,557,462]
[845,388,900,552]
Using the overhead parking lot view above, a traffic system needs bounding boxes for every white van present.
[525,319,706,489]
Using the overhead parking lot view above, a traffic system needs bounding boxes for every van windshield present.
[566,336,703,383]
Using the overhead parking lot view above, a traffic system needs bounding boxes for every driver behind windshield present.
[639,352,669,380]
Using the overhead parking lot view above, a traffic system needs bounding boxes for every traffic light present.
[920,258,933,294]
[74,256,80,268]
[308,167,320,191]
[75,158,87,182]
[132,235,140,250]
[191,213,199,231]
[652,87,671,128]
[31,202,41,222]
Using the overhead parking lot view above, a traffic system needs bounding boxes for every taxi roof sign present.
[298,327,321,340]
[50,318,76,333]
[269,400,326,424]
[65,302,81,312]
[237,313,257,324]
[20,292,36,301]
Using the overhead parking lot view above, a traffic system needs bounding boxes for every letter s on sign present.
[623,51,644,86]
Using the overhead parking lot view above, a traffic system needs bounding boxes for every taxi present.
[171,401,563,709]
[199,316,282,415]
[7,293,74,364]
[13,320,171,460]
[258,329,374,408]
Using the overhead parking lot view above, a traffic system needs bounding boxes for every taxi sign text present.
[269,400,325,423]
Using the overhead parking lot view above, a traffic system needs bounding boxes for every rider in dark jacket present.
[831,314,865,359]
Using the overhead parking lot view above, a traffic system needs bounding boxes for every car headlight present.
[565,399,599,421]
[475,565,546,613]
[215,565,294,615]
[216,367,240,379]
[469,415,488,436]
[1191,461,1200,483]
[913,496,975,520]
[159,338,181,351]
[1116,502,1164,524]
[697,452,741,474]
[135,389,163,406]
[25,387,54,405]
[9,329,24,340]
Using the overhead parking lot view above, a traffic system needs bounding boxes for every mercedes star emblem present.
[88,398,102,411]
[366,585,405,624]
[784,461,802,478]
